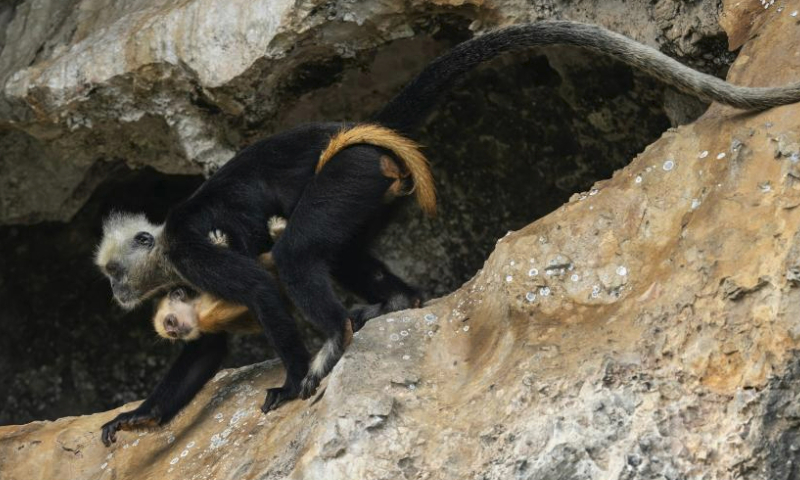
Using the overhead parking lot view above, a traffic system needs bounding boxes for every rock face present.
[3,2,800,479]
[0,0,732,426]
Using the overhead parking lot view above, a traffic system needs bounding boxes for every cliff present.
[2,1,800,479]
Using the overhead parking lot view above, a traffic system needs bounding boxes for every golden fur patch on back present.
[317,124,436,216]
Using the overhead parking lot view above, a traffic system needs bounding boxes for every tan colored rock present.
[4,4,800,479]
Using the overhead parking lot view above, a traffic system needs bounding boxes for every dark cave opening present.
[0,33,711,425]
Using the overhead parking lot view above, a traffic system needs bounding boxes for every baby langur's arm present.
[260,216,287,270]
[208,229,229,247]
[268,216,287,240]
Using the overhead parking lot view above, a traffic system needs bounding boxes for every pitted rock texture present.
[3,3,800,478]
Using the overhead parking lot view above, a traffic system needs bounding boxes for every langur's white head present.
[95,212,174,310]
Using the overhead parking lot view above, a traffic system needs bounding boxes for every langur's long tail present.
[373,20,800,133]
[317,124,436,216]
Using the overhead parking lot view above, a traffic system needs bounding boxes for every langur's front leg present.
[101,333,227,446]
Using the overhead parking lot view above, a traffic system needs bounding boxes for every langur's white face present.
[95,212,171,309]
[153,288,201,341]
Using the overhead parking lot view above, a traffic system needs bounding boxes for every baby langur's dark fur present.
[96,21,800,446]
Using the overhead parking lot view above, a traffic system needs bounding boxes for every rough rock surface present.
[3,2,800,479]
[0,0,723,225]
[0,0,734,425]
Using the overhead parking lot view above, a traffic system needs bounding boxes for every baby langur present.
[153,216,288,341]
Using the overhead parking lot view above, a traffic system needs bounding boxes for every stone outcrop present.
[4,2,800,478]
[0,0,722,225]
[1,0,733,426]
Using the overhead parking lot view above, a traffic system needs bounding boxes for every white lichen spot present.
[528,268,539,277]
[100,463,108,470]
[424,313,437,324]
[635,175,643,184]
[214,413,224,421]
[229,410,247,426]
[106,453,113,460]
[402,354,411,360]
[170,457,179,465]
[408,384,416,391]
[526,292,537,302]
[386,317,395,323]
[698,150,709,159]
[662,159,675,171]
[616,266,628,276]
[691,199,701,210]
[463,325,470,332]
[792,10,798,16]
[790,153,800,163]
[427,331,434,337]
[539,287,551,297]
[571,274,580,282]
[591,285,602,299]
[167,434,175,444]
[186,441,195,449]
[539,236,548,244]
[390,333,400,342]
[759,181,772,193]
[716,152,726,160]
[506,275,513,283]
[510,260,516,266]
[208,432,228,450]
[400,330,409,337]
[181,450,189,458]
[589,188,599,196]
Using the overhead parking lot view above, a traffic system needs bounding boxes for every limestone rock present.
[0,0,720,225]
[0,0,736,424]
[4,3,800,479]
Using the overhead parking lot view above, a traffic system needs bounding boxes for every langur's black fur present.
[98,21,800,444]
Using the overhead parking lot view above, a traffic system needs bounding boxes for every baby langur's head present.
[153,287,201,341]
[95,212,173,310]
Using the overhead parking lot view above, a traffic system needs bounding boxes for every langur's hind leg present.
[272,144,396,398]
[333,246,422,330]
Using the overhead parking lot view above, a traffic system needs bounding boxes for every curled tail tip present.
[418,191,437,217]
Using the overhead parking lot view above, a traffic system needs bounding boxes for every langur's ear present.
[170,288,186,302]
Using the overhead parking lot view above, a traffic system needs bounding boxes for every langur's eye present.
[133,231,155,248]
[170,288,186,301]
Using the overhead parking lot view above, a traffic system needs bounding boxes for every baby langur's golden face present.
[153,288,201,341]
